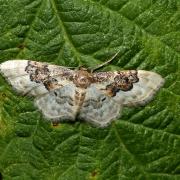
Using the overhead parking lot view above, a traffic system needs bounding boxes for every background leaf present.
[0,0,179,179]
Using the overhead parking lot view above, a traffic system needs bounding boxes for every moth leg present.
[52,121,60,127]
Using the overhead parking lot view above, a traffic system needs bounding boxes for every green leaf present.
[0,0,179,179]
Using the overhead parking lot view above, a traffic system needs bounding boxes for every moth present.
[0,54,164,127]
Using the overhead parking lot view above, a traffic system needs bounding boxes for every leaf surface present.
[0,0,179,179]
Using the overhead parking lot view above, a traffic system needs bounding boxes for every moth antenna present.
[91,50,120,72]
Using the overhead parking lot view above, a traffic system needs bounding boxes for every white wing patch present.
[0,60,165,128]
[0,60,48,96]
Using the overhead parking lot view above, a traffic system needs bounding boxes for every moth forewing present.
[112,70,165,107]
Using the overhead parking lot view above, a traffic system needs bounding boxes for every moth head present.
[73,69,93,88]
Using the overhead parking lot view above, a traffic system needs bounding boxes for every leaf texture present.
[0,0,179,179]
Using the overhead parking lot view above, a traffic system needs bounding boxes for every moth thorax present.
[73,70,93,88]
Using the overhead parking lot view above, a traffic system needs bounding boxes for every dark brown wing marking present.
[92,70,139,97]
[25,61,73,91]
[25,61,50,83]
